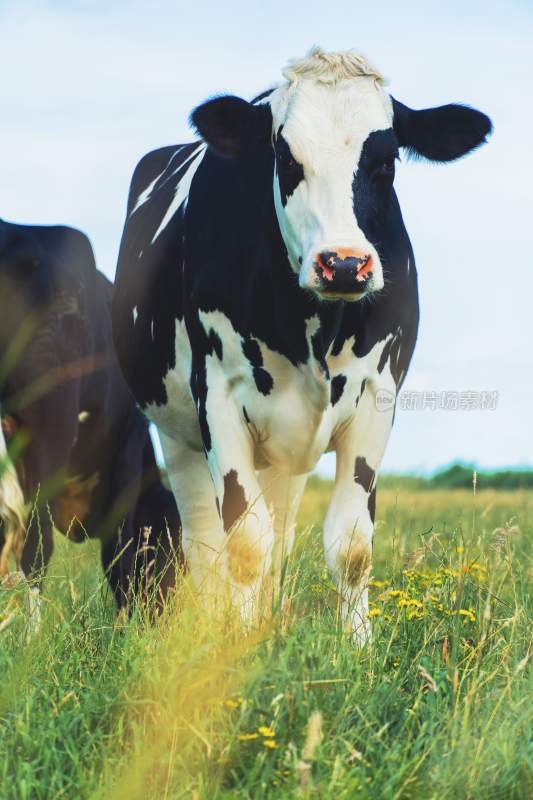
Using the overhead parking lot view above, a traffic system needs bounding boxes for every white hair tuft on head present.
[282,46,387,87]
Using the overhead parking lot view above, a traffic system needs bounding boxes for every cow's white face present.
[191,47,491,303]
[269,74,392,301]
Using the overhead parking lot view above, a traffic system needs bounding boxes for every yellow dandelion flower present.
[368,608,382,618]
[224,698,242,709]
[398,598,423,609]
[455,546,465,554]
[469,563,487,580]
[238,733,259,741]
[263,739,278,749]
[258,726,276,738]
[458,609,475,622]
[369,579,389,589]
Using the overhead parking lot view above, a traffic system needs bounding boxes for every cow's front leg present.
[324,383,394,645]
[159,431,228,608]
[206,412,275,625]
[258,467,308,596]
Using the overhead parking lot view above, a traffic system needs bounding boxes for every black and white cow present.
[113,48,491,641]
[0,219,182,620]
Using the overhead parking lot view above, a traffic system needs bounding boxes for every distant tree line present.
[379,463,533,491]
[308,464,533,492]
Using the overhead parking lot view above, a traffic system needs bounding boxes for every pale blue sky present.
[0,0,531,473]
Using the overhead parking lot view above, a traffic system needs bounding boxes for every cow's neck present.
[263,214,345,373]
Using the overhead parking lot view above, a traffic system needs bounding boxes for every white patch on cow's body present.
[151,145,206,243]
[130,173,160,216]
[132,305,138,324]
[130,144,193,216]
[145,318,195,440]
[268,48,393,298]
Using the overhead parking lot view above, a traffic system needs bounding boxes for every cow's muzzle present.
[314,249,374,296]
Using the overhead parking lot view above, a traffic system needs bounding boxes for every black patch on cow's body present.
[254,368,274,395]
[241,336,262,365]
[242,337,273,395]
[388,333,403,386]
[330,374,347,406]
[355,378,367,408]
[376,330,404,387]
[377,337,393,374]
[242,405,250,423]
[191,361,211,451]
[188,311,233,453]
[368,487,377,522]
[221,469,247,531]
[274,128,305,208]
[208,328,223,360]
[354,456,376,494]
[311,329,330,378]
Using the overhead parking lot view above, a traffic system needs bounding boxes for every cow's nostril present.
[319,251,337,269]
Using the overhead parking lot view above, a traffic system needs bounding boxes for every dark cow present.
[0,219,182,622]
[112,47,491,642]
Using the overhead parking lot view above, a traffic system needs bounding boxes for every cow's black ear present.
[392,98,492,162]
[190,95,271,157]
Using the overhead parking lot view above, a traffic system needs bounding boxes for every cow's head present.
[192,47,492,302]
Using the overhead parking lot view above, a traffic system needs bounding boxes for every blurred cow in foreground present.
[0,218,182,625]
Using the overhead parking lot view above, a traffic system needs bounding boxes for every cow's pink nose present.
[315,248,373,290]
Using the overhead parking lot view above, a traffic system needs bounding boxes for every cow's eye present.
[278,151,297,172]
[379,158,395,176]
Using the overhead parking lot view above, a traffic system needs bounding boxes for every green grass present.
[0,484,531,799]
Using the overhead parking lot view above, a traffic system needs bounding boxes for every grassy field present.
[0,480,531,799]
